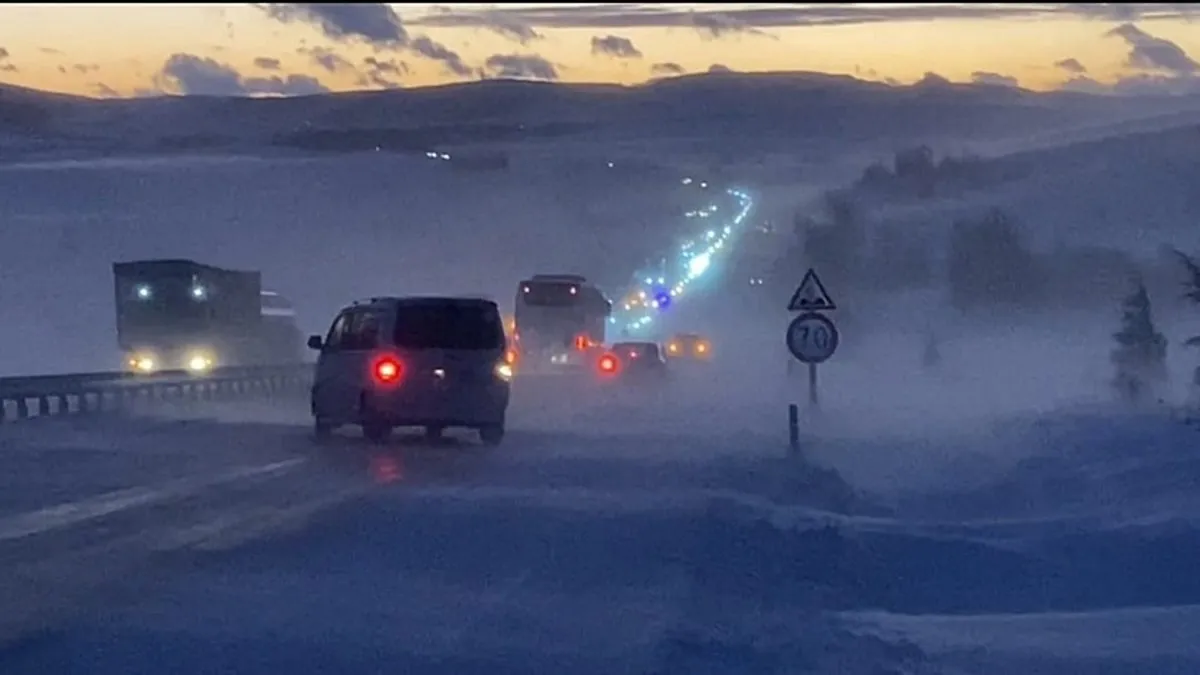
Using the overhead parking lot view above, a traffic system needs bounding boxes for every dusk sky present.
[1,3,1198,98]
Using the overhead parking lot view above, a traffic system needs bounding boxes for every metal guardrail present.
[0,364,312,424]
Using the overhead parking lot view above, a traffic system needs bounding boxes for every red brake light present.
[574,334,589,351]
[373,356,403,383]
[598,353,618,374]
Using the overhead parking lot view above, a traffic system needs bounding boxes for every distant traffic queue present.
[113,259,304,373]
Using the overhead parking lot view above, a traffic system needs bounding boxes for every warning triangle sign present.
[788,268,836,311]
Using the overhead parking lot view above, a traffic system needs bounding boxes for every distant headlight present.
[130,355,156,373]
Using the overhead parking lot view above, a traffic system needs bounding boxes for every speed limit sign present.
[786,312,839,364]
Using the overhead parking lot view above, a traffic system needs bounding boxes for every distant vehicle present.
[113,259,303,373]
[306,295,511,445]
[665,332,713,361]
[596,341,669,383]
[513,274,612,370]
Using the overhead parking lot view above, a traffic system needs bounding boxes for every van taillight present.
[373,357,403,383]
[598,353,618,374]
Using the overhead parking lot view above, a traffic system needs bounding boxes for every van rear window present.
[393,302,506,350]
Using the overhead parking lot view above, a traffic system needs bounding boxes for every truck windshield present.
[519,282,582,307]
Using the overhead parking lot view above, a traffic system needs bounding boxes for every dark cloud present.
[1054,24,1200,96]
[0,47,15,73]
[689,12,768,39]
[590,35,642,59]
[406,3,1200,32]
[707,63,733,74]
[421,7,542,44]
[483,54,558,81]
[853,64,881,79]
[1054,57,1087,74]
[1111,72,1200,95]
[1060,76,1110,94]
[241,73,329,96]
[1068,3,1200,21]
[650,62,685,76]
[92,83,119,98]
[257,3,407,48]
[254,57,282,70]
[914,71,952,88]
[409,35,471,77]
[39,47,62,55]
[300,46,355,73]
[361,56,408,89]
[1107,23,1198,75]
[160,54,243,95]
[158,53,329,96]
[970,71,1019,88]
[259,3,474,81]
[363,56,408,76]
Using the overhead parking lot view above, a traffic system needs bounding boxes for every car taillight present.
[574,334,590,351]
[598,353,618,374]
[373,356,403,384]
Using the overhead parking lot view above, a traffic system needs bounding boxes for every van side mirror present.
[306,335,323,350]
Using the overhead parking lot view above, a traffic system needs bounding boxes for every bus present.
[513,274,611,368]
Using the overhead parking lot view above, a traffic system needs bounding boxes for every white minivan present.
[307,296,513,445]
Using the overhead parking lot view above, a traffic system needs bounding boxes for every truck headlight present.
[187,353,214,372]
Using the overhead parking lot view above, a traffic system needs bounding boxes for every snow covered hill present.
[4,73,1199,162]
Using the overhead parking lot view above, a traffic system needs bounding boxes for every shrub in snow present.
[1111,278,1167,404]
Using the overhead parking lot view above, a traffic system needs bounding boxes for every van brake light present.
[373,356,403,383]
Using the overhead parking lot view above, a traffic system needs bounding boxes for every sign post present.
[785,268,838,453]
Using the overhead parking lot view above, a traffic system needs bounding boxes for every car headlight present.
[495,362,514,381]
[130,355,156,372]
[187,353,214,372]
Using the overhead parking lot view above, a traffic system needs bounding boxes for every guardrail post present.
[788,403,800,456]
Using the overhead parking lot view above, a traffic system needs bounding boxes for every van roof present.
[345,295,499,311]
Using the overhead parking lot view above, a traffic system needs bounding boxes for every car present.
[307,295,513,446]
[665,332,712,360]
[595,341,669,382]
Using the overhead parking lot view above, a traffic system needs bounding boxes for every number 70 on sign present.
[786,312,839,364]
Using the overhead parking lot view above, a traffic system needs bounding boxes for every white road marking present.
[0,458,305,543]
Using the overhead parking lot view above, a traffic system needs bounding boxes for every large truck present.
[512,274,611,370]
[113,259,303,373]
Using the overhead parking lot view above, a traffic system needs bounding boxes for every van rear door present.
[391,299,507,396]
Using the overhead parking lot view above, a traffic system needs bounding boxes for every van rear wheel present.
[478,424,504,446]
[313,418,334,442]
